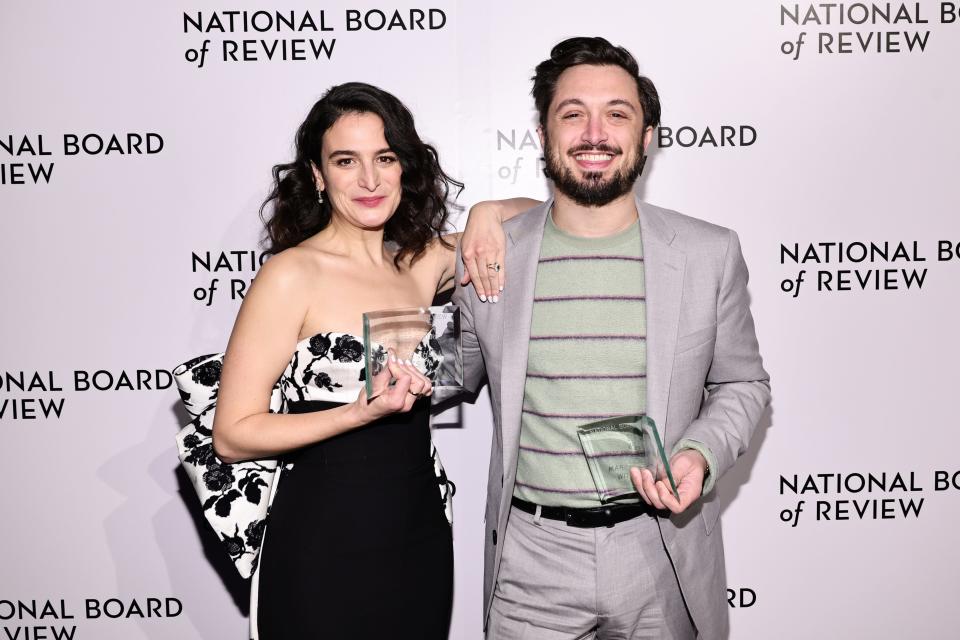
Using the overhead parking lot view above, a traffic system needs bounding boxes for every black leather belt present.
[511,496,658,528]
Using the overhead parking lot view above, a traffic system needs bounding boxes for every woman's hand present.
[351,355,433,424]
[460,201,506,302]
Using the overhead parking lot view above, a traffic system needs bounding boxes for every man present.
[453,37,770,639]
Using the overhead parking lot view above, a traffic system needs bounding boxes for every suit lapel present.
[638,199,685,444]
[500,199,551,482]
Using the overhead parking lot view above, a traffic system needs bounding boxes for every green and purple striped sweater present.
[515,213,648,508]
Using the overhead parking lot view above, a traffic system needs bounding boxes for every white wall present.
[3,1,959,638]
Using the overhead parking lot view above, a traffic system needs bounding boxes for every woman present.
[209,82,512,639]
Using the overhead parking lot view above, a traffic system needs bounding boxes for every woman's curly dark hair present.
[260,82,462,266]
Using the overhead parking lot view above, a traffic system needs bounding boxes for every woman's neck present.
[313,214,392,267]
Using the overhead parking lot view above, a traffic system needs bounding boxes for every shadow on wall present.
[719,403,774,516]
[99,398,250,640]
[170,465,252,613]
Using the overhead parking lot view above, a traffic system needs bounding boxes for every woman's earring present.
[316,188,324,204]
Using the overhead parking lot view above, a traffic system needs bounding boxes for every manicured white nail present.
[479,294,487,302]
[389,355,397,363]
[499,285,504,291]
[405,359,413,366]
[492,295,499,303]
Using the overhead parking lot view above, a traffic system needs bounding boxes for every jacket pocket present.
[701,496,720,535]
[675,323,717,355]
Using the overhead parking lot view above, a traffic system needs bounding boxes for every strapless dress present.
[256,332,453,639]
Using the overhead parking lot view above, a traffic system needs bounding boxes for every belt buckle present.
[599,506,616,528]
[564,506,616,528]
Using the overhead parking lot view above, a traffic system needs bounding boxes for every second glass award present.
[576,415,679,503]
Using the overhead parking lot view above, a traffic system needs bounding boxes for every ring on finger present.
[486,262,501,272]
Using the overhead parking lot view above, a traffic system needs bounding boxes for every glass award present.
[576,415,679,503]
[362,305,462,400]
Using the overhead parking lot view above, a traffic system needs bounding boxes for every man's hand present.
[630,449,708,514]
[460,201,506,302]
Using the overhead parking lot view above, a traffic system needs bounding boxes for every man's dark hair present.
[532,36,661,130]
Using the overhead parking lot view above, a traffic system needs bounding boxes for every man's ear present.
[642,126,654,150]
[537,125,546,150]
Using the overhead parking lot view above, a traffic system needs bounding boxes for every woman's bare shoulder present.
[254,246,324,293]
[426,234,458,256]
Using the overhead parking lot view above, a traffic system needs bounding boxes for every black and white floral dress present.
[246,331,453,639]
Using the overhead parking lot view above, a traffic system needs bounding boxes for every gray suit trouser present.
[487,506,696,640]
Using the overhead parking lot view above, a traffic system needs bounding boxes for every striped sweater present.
[514,212,647,508]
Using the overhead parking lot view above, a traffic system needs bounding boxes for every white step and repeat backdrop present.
[3,1,960,638]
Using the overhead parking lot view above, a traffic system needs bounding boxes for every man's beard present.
[542,137,646,208]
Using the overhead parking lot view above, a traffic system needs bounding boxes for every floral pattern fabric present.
[173,331,453,579]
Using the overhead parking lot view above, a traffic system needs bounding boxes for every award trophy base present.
[577,415,679,503]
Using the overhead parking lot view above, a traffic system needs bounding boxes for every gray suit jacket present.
[452,197,770,639]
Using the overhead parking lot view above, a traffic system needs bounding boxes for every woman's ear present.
[309,161,325,192]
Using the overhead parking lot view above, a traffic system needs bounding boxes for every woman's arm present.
[434,197,541,299]
[212,251,430,463]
